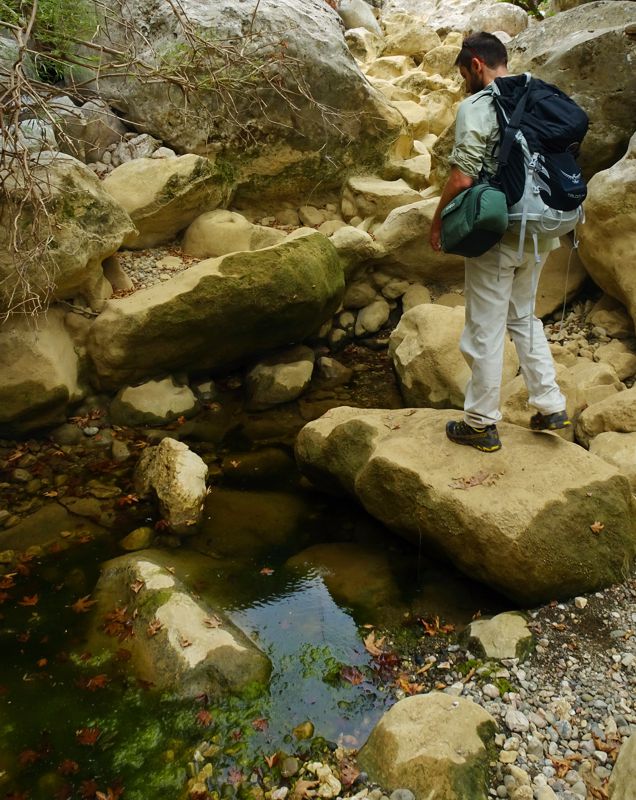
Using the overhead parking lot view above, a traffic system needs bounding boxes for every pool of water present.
[0,444,508,800]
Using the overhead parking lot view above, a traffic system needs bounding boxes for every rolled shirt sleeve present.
[449,92,499,179]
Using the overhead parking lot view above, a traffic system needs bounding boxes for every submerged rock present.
[110,377,199,427]
[246,345,315,410]
[90,551,271,697]
[358,693,497,800]
[295,407,636,604]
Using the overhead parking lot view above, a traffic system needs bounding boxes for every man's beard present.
[469,72,485,94]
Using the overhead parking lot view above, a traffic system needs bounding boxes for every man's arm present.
[429,166,474,252]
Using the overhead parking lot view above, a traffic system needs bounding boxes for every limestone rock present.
[337,0,382,35]
[382,2,483,35]
[355,298,391,336]
[119,526,154,551]
[595,340,636,381]
[134,438,208,535]
[468,3,529,36]
[401,284,432,311]
[590,432,636,493]
[246,345,315,410]
[0,153,134,313]
[535,239,588,319]
[382,18,441,56]
[90,551,271,697]
[0,503,104,555]
[608,732,636,800]
[343,279,378,309]
[91,0,401,200]
[508,2,636,176]
[0,308,84,437]
[342,176,422,222]
[417,90,457,136]
[358,693,496,800]
[295,407,636,603]
[345,27,384,62]
[579,131,636,329]
[329,226,382,276]
[373,199,465,284]
[576,386,636,446]
[462,612,534,661]
[87,233,344,390]
[182,210,253,258]
[103,155,230,249]
[110,378,199,427]
[420,46,462,79]
[588,308,635,340]
[315,357,353,388]
[366,55,416,80]
[81,99,127,163]
[389,304,518,408]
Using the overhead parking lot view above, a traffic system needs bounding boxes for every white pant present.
[461,242,566,428]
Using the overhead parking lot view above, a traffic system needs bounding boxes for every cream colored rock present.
[590,432,636,492]
[579,131,636,328]
[87,234,344,390]
[344,280,379,309]
[390,101,430,139]
[508,2,636,176]
[342,176,422,221]
[295,407,636,603]
[382,18,441,57]
[250,225,287,250]
[608,732,636,800]
[589,308,635,340]
[576,386,636,447]
[463,612,534,661]
[345,27,384,63]
[535,239,588,318]
[103,154,229,249]
[389,304,519,408]
[0,307,84,436]
[596,340,636,381]
[436,292,464,308]
[135,438,208,534]
[355,298,391,336]
[402,284,432,311]
[81,98,127,163]
[382,1,483,35]
[329,226,382,276]
[90,551,271,697]
[246,345,315,410]
[182,210,253,258]
[373,199,465,284]
[110,377,199,427]
[396,69,463,98]
[102,256,134,292]
[389,153,432,189]
[365,55,416,80]
[420,45,462,78]
[468,3,529,36]
[418,90,456,136]
[0,153,133,313]
[337,0,382,35]
[358,693,496,800]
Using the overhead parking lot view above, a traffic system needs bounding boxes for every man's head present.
[455,32,508,94]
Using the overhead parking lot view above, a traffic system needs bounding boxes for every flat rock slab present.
[295,407,636,604]
[462,612,534,661]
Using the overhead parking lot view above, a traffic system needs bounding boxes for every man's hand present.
[429,167,474,255]
[430,218,442,252]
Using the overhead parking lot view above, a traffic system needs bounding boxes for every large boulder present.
[0,307,84,436]
[87,232,344,390]
[134,438,208,535]
[381,1,483,35]
[468,3,529,37]
[89,551,271,698]
[110,377,199,427]
[576,386,636,446]
[358,693,497,800]
[102,154,230,249]
[590,432,636,493]
[341,176,423,221]
[536,239,588,319]
[508,2,636,177]
[0,153,134,314]
[578,131,636,330]
[389,304,519,408]
[608,733,636,800]
[246,345,315,410]
[87,0,402,201]
[295,407,636,604]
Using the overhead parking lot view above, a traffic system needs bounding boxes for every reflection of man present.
[430,32,571,453]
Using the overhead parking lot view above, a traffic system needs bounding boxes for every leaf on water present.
[251,717,269,731]
[196,709,214,727]
[264,753,279,769]
[395,673,425,695]
[147,618,163,637]
[363,630,385,657]
[36,658,48,668]
[96,787,124,800]
[292,779,319,800]
[18,748,41,766]
[203,615,222,628]
[76,727,101,746]
[71,595,97,614]
[42,489,59,497]
[260,567,275,576]
[419,616,455,636]
[86,674,109,691]
[449,470,503,490]
[0,574,17,590]
[130,579,145,594]
[116,493,139,508]
[57,759,80,776]
[341,665,364,685]
[80,779,99,799]
[19,594,39,607]
[590,521,605,534]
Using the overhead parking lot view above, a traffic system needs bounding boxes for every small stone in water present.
[292,720,314,740]
[83,426,100,436]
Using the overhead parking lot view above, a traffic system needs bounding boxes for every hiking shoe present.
[446,420,502,452]
[530,410,572,431]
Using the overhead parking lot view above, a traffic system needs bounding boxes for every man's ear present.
[471,56,484,75]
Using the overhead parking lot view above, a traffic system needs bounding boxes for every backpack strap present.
[494,74,532,174]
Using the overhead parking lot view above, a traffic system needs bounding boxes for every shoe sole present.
[446,435,502,452]
[531,420,572,431]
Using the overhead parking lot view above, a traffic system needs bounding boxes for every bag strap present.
[493,74,532,172]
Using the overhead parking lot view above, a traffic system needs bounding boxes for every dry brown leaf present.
[179,636,192,648]
[590,521,605,534]
[449,470,503,490]
[292,779,319,800]
[130,579,145,594]
[363,630,385,656]
[147,619,163,637]
[203,615,222,628]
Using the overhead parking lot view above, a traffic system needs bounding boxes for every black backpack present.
[488,74,589,258]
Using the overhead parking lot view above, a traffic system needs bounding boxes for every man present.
[429,32,571,453]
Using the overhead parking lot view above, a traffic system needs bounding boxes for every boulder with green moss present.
[89,551,272,698]
[461,612,535,662]
[87,232,344,390]
[358,693,497,800]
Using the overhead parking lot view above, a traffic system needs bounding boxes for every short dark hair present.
[455,32,508,70]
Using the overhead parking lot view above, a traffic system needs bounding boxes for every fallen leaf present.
[264,753,279,769]
[79,779,99,799]
[86,674,109,691]
[18,748,41,766]
[251,717,269,731]
[76,726,101,746]
[71,595,97,614]
[196,709,214,727]
[419,616,455,636]
[341,665,364,685]
[292,779,319,800]
[590,521,605,534]
[339,759,360,789]
[57,759,80,776]
[449,470,503,490]
[179,636,192,648]
[130,579,145,594]
[36,658,48,668]
[147,618,163,637]
[203,615,222,628]
[395,673,425,695]
[18,594,39,606]
[363,630,385,657]
[260,567,274,576]
[0,574,18,590]
[42,489,59,497]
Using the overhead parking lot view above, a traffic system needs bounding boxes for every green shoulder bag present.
[440,184,508,258]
